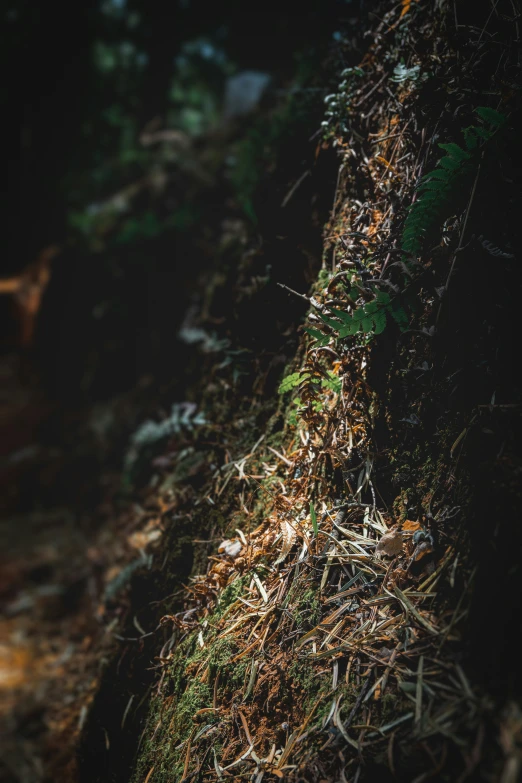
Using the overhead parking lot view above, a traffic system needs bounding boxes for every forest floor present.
[2,3,522,783]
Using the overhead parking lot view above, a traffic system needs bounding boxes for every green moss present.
[133,563,327,783]
[294,588,321,631]
[265,428,286,452]
[131,571,257,783]
[288,657,326,712]
[284,577,321,630]
[216,651,249,701]
[381,691,399,724]
[317,268,332,288]
[214,574,249,620]
[315,682,357,728]
[174,680,211,737]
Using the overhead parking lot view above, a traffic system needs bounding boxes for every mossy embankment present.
[82,4,522,782]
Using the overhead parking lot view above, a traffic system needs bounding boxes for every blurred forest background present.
[2,0,351,400]
[1,3,353,780]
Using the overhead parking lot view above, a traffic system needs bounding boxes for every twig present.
[277,282,311,304]
[354,71,390,108]
[436,158,482,324]
[343,677,373,729]
[282,170,310,207]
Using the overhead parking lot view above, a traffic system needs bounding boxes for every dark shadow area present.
[1,2,356,781]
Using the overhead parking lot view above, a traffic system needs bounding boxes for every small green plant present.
[131,402,207,447]
[278,371,307,395]
[310,108,506,351]
[322,371,342,395]
[390,63,422,84]
[402,106,507,257]
[123,401,207,481]
[278,370,342,396]
[321,67,364,137]
[287,397,303,427]
[279,369,342,424]
[310,502,319,536]
[313,289,410,340]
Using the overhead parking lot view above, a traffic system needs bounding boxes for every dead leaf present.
[128,528,162,550]
[0,245,59,346]
[401,519,421,533]
[218,539,242,558]
[400,0,418,18]
[376,530,404,557]
[274,519,297,565]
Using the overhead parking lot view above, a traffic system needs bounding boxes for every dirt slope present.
[3,3,522,782]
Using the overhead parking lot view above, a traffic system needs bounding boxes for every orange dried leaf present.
[402,519,421,533]
[400,0,418,17]
[412,541,434,562]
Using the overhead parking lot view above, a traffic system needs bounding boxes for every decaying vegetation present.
[3,2,522,782]
[104,4,522,782]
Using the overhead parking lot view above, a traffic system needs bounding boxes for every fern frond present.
[375,290,391,306]
[304,327,330,347]
[326,307,354,325]
[373,307,387,334]
[474,106,506,128]
[478,235,515,259]
[317,311,348,331]
[360,316,373,334]
[419,169,451,184]
[131,403,206,447]
[352,308,367,324]
[401,107,507,257]
[437,154,468,172]
[362,301,380,334]
[311,288,412,340]
[438,143,469,163]
[338,320,360,338]
[463,127,482,148]
[388,304,409,330]
[279,372,310,394]
[321,371,342,395]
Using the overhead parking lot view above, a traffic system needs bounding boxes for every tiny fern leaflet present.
[279,370,342,398]
[311,289,411,343]
[278,372,310,394]
[321,371,342,395]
